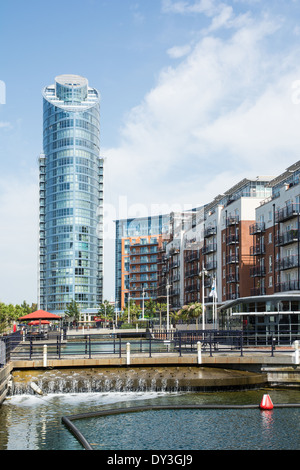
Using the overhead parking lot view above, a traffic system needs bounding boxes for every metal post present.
[29,337,33,360]
[126,342,130,365]
[128,293,130,324]
[240,331,243,357]
[201,264,207,331]
[294,340,299,365]
[142,288,145,320]
[166,283,170,332]
[119,336,122,358]
[43,344,47,367]
[271,337,276,357]
[197,341,202,365]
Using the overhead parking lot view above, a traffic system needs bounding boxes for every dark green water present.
[0,389,299,450]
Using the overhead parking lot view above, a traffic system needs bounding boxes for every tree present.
[187,302,203,329]
[178,305,190,323]
[179,302,203,329]
[156,302,168,329]
[0,300,39,334]
[98,300,115,323]
[121,300,141,325]
[20,301,32,315]
[144,299,157,319]
[0,303,8,334]
[170,309,181,328]
[64,299,81,322]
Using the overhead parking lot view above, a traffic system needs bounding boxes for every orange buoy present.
[260,394,273,410]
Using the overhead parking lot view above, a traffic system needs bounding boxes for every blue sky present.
[1,0,300,305]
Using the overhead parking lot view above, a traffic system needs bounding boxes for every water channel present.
[1,376,299,450]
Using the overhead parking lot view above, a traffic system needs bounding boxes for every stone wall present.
[0,363,13,405]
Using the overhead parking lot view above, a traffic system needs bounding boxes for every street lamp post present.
[166,282,171,332]
[142,287,145,320]
[200,264,208,331]
[128,292,130,324]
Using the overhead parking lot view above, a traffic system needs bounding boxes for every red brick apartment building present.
[116,161,300,335]
[182,177,273,308]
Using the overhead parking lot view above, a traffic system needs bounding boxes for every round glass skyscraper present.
[39,74,103,314]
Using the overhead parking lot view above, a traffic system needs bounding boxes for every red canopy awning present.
[28,320,51,325]
[18,310,61,321]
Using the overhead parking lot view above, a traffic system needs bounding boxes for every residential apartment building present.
[115,214,171,311]
[115,161,300,337]
[182,178,273,309]
[39,74,103,314]
[251,160,300,296]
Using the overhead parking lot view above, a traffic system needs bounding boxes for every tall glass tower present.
[38,74,103,314]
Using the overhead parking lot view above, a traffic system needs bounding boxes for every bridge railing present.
[3,329,299,361]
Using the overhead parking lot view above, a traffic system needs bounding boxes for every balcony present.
[226,255,239,264]
[226,292,240,300]
[226,274,239,283]
[250,287,266,296]
[275,280,300,292]
[131,240,159,247]
[249,222,266,235]
[276,255,299,271]
[275,203,300,223]
[185,268,199,278]
[185,284,198,293]
[250,244,266,256]
[226,216,239,226]
[185,252,199,262]
[168,263,179,271]
[250,266,266,277]
[170,288,180,297]
[130,258,157,265]
[130,248,158,256]
[275,229,299,247]
[206,261,217,271]
[202,243,217,255]
[226,234,239,245]
[204,227,217,238]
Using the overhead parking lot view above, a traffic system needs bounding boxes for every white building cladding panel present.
[39,75,103,314]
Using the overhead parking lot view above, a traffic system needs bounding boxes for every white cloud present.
[161,0,217,15]
[104,10,299,221]
[167,44,192,58]
[0,121,11,129]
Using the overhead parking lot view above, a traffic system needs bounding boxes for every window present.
[269,255,273,273]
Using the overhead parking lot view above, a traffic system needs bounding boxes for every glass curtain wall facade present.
[39,74,103,314]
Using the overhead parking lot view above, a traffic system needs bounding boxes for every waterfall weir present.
[9,366,268,395]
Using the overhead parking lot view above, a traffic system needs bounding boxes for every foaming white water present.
[5,391,174,407]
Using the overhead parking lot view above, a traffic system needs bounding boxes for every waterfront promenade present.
[1,326,299,404]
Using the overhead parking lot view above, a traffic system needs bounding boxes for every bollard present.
[197,341,202,365]
[43,344,47,368]
[126,342,131,366]
[294,340,299,365]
